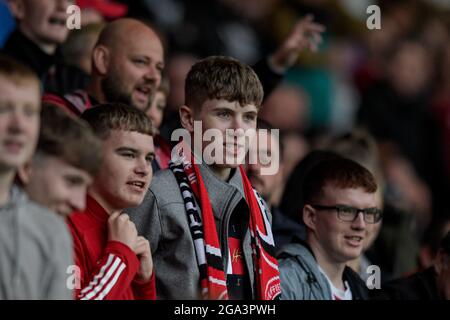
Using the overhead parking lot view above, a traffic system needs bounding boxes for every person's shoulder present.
[278,243,314,300]
[151,168,177,184]
[149,169,183,202]
[19,198,71,246]
[127,169,183,220]
[277,241,323,281]
[277,241,311,260]
[21,197,64,227]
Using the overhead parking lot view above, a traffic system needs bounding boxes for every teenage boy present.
[278,157,381,300]
[128,56,281,300]
[68,103,156,300]
[0,55,72,299]
[18,103,101,217]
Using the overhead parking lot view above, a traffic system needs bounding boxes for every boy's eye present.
[24,105,38,117]
[217,111,230,118]
[122,153,135,159]
[64,176,82,187]
[146,155,155,163]
[244,114,256,122]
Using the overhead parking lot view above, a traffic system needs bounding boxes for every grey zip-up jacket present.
[278,240,368,300]
[126,164,271,299]
[278,242,332,300]
[0,186,73,299]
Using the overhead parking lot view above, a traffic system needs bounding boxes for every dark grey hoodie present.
[0,186,73,299]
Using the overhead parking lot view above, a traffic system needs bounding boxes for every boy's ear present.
[179,105,195,133]
[303,205,317,231]
[92,45,110,76]
[8,0,25,20]
[17,162,32,186]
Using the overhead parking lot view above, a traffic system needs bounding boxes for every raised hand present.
[269,14,325,72]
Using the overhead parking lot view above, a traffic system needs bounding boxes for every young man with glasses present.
[278,156,382,300]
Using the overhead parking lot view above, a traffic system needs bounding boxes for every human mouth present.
[126,180,147,193]
[344,235,364,247]
[48,16,66,27]
[134,85,153,102]
[3,139,25,154]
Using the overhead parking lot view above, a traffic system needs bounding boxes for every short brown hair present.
[0,54,40,88]
[36,104,101,177]
[185,56,263,110]
[303,156,378,204]
[81,103,155,139]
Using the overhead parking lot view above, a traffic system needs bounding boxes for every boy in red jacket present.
[67,103,156,300]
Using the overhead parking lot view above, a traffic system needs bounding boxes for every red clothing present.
[154,135,171,170]
[43,90,93,116]
[67,196,156,300]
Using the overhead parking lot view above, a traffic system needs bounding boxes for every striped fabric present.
[79,254,126,300]
[169,142,281,300]
[170,159,228,299]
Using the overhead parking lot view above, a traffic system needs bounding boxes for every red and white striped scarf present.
[169,143,281,300]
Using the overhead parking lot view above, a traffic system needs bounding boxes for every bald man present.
[44,18,164,115]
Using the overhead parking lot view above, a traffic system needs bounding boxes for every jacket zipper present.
[220,189,237,281]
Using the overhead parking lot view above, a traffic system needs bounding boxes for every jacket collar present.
[85,195,109,225]
[281,237,369,300]
[4,29,56,78]
[197,163,246,220]
[0,184,27,211]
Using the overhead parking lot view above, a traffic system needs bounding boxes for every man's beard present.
[101,75,154,111]
[101,75,133,107]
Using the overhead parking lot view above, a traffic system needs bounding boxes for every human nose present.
[134,156,151,176]
[351,211,366,229]
[8,109,27,134]
[144,65,161,84]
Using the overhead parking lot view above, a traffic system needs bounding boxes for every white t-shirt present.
[318,266,353,300]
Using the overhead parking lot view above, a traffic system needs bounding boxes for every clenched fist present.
[107,212,138,251]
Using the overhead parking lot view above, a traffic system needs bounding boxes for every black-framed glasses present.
[310,204,383,224]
